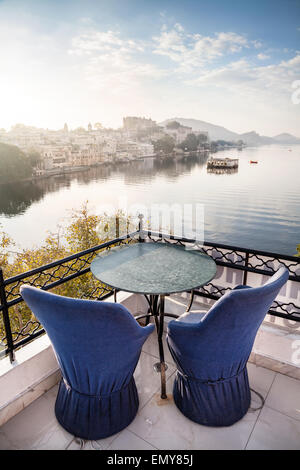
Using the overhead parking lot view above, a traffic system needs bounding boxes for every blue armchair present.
[166,267,289,427]
[20,285,154,440]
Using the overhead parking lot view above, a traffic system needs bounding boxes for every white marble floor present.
[0,331,300,450]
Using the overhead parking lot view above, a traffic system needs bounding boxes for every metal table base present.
[113,288,195,400]
[134,294,179,399]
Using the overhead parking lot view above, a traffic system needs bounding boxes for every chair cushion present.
[176,311,207,323]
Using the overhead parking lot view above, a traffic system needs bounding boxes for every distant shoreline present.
[1,142,298,187]
[0,149,209,186]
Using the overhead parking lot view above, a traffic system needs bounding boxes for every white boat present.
[207,157,239,169]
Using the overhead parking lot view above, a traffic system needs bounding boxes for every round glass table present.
[90,242,217,398]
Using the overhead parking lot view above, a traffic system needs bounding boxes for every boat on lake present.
[207,157,239,169]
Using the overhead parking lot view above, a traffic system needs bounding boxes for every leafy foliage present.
[0,203,136,350]
[166,121,181,129]
[177,133,199,151]
[0,143,33,183]
[27,149,42,167]
[153,135,175,154]
[177,133,208,151]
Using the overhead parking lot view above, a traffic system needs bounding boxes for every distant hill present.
[273,133,300,144]
[160,118,300,146]
[161,117,240,141]
[238,131,274,146]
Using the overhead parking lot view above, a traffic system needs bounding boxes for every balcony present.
[0,227,299,450]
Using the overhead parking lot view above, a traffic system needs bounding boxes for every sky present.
[0,0,299,136]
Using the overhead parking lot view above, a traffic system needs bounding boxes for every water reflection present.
[0,154,209,217]
[207,167,239,175]
[153,154,208,178]
[0,181,45,217]
[0,145,299,255]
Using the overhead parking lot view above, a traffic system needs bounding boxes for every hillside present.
[238,131,274,146]
[273,133,300,144]
[160,118,300,146]
[0,142,32,183]
[160,118,240,141]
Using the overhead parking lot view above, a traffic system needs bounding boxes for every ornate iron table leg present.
[152,295,168,399]
[186,289,195,312]
[134,294,179,399]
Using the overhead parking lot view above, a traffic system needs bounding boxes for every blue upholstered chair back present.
[20,285,155,439]
[168,266,289,382]
[167,266,289,426]
[20,285,154,396]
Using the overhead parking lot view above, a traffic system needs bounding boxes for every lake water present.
[0,144,299,256]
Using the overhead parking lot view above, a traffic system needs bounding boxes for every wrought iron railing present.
[143,229,300,322]
[0,231,139,362]
[0,220,299,362]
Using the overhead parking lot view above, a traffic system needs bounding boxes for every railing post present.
[243,252,249,286]
[115,215,120,239]
[0,268,15,363]
[138,214,144,242]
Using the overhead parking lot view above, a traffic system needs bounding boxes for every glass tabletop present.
[90,242,217,295]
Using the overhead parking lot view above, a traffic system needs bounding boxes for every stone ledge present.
[0,334,61,427]
[249,352,300,380]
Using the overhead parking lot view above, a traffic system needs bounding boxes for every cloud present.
[69,29,144,56]
[69,28,167,92]
[185,54,300,103]
[257,53,270,60]
[252,40,263,49]
[152,24,250,72]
